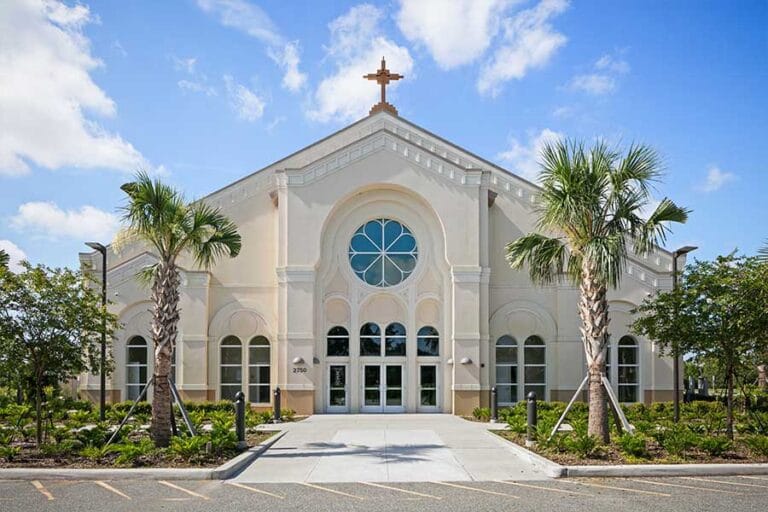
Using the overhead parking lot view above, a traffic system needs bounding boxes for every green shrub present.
[109,438,156,466]
[743,435,768,457]
[73,425,108,447]
[472,407,491,422]
[0,428,14,446]
[617,433,649,458]
[0,445,20,461]
[168,435,209,460]
[79,444,112,460]
[697,436,732,457]
[280,408,296,421]
[209,414,237,454]
[507,415,527,434]
[40,439,80,457]
[661,426,697,456]
[564,428,602,458]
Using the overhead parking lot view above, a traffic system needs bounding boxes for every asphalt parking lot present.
[1,475,767,512]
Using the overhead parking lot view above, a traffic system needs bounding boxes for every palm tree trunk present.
[579,261,610,443]
[150,261,180,447]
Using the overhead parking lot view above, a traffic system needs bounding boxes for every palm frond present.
[634,198,691,254]
[758,239,768,262]
[506,233,568,285]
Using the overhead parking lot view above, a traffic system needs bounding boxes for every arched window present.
[327,326,350,357]
[249,337,271,404]
[417,326,439,357]
[360,323,381,356]
[495,336,518,406]
[385,322,407,356]
[618,336,639,402]
[524,336,546,400]
[220,336,242,401]
[126,336,148,401]
[605,344,612,382]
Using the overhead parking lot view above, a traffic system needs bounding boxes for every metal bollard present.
[526,391,537,447]
[490,387,498,423]
[234,391,247,450]
[273,387,282,423]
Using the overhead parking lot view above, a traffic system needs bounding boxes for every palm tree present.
[505,140,689,442]
[119,172,241,447]
[759,240,768,261]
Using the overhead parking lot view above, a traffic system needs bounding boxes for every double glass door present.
[361,364,404,412]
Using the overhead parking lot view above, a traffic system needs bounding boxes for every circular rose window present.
[348,219,418,287]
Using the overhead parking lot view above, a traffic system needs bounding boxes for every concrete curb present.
[486,431,566,478]
[565,462,768,478]
[210,430,285,480]
[0,430,285,481]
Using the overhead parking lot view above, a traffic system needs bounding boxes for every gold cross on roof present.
[363,57,403,116]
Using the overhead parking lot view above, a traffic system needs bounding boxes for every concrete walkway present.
[233,414,548,483]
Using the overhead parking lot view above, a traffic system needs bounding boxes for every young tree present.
[0,263,118,446]
[632,255,768,438]
[506,140,688,442]
[119,172,241,447]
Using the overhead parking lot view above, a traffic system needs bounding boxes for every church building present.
[78,61,677,416]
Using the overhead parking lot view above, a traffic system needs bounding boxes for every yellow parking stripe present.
[95,481,131,500]
[158,480,210,500]
[680,477,768,489]
[31,481,54,501]
[359,481,442,500]
[560,480,671,497]
[431,481,519,498]
[498,480,592,496]
[227,482,285,499]
[629,479,739,494]
[299,482,365,500]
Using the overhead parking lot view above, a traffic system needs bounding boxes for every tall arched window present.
[524,336,546,400]
[249,336,271,404]
[618,336,639,402]
[220,336,242,401]
[327,326,350,357]
[360,323,381,356]
[495,336,518,406]
[417,326,439,357]
[126,336,148,401]
[385,322,406,356]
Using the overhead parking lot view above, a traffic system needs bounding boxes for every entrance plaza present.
[234,414,547,483]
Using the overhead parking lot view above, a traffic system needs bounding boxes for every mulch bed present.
[0,431,274,469]
[497,431,768,465]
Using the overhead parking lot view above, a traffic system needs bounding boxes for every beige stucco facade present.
[78,111,679,415]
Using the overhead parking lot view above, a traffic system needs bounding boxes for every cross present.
[363,57,403,114]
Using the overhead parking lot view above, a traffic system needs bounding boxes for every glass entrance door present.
[327,364,348,413]
[361,364,405,412]
[418,364,439,411]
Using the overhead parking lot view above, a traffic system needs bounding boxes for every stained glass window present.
[349,219,418,287]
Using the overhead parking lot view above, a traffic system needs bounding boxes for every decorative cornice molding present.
[451,265,483,282]
[276,266,316,283]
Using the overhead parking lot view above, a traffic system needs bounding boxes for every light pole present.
[672,245,697,423]
[86,242,107,421]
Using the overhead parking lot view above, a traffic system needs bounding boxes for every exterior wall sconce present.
[446,358,454,365]
[292,356,305,365]
[460,357,472,365]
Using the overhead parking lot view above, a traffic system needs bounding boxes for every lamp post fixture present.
[86,242,107,422]
[671,245,697,423]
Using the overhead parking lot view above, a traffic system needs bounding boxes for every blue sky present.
[1,0,766,271]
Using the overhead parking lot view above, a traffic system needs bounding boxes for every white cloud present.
[307,4,414,123]
[497,128,563,181]
[224,75,265,121]
[0,240,27,272]
[396,0,506,69]
[569,73,616,95]
[11,202,120,241]
[172,55,197,74]
[568,51,629,95]
[178,79,217,96]
[0,0,150,176]
[477,0,569,96]
[552,105,575,119]
[698,166,736,193]
[197,0,307,92]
